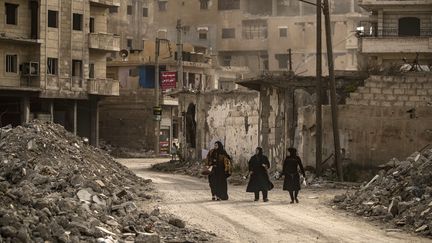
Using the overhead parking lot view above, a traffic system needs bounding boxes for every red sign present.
[161,71,177,91]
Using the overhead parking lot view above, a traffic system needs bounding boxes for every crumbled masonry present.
[0,120,213,242]
[334,151,432,236]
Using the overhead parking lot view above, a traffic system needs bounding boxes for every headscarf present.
[288,147,297,158]
[256,147,263,157]
[215,141,229,157]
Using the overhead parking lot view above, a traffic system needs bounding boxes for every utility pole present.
[323,0,343,181]
[176,19,184,89]
[316,0,323,176]
[155,38,161,155]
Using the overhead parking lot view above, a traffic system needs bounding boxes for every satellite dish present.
[120,49,129,59]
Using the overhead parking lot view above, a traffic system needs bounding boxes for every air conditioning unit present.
[21,62,39,76]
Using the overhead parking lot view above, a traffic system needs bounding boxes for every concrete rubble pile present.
[333,151,432,236]
[0,120,212,243]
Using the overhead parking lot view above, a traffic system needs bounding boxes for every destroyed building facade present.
[0,0,121,145]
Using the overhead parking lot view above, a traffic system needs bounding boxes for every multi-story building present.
[0,0,120,145]
[152,0,366,81]
[357,0,432,70]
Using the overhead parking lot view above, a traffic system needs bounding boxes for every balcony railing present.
[88,33,120,52]
[358,24,432,37]
[88,78,119,96]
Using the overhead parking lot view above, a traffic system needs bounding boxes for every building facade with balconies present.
[357,0,432,70]
[0,0,120,146]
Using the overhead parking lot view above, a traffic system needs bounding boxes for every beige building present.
[0,0,120,145]
[152,0,366,81]
[357,0,432,71]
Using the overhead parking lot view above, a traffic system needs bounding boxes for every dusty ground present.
[118,158,432,243]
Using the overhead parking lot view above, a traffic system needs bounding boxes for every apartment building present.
[152,0,366,81]
[0,0,120,145]
[357,0,432,70]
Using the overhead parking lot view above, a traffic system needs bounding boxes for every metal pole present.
[288,48,293,72]
[155,38,161,155]
[176,19,184,89]
[316,0,323,176]
[323,0,343,181]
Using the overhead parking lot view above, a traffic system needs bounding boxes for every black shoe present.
[295,198,299,203]
[290,201,294,204]
[212,196,216,201]
[254,198,259,201]
[263,198,269,202]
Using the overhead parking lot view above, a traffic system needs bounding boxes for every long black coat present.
[246,155,273,192]
[282,156,306,191]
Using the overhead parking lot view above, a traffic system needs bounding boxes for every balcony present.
[88,33,120,52]
[89,0,120,7]
[359,0,432,8]
[88,78,120,96]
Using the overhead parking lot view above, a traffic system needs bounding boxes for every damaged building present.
[0,0,120,146]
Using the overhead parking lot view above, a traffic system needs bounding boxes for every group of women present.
[205,142,306,203]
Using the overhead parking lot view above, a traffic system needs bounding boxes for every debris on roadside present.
[0,120,214,242]
[333,151,432,237]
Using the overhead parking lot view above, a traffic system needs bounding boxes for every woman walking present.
[246,147,273,202]
[282,147,306,204]
[206,141,232,200]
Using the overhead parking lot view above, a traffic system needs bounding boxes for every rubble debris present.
[0,121,213,242]
[333,151,432,236]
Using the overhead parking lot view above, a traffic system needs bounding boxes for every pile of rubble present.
[0,121,213,242]
[333,151,432,236]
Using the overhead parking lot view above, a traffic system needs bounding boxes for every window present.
[89,63,95,79]
[218,0,240,10]
[199,32,207,40]
[72,60,83,77]
[127,5,133,15]
[127,38,133,49]
[143,7,148,17]
[5,3,18,25]
[275,54,289,69]
[222,28,235,39]
[398,17,420,36]
[242,20,268,39]
[200,0,209,10]
[109,7,118,13]
[5,54,18,73]
[261,54,269,70]
[73,13,83,31]
[48,10,58,28]
[222,56,231,66]
[89,17,95,33]
[279,27,288,37]
[158,1,167,11]
[47,58,58,75]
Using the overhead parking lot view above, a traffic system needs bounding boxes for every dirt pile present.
[333,151,432,236]
[0,121,212,242]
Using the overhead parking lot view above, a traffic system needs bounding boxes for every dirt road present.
[119,158,431,243]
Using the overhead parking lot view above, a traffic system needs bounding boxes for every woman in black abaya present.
[206,141,232,200]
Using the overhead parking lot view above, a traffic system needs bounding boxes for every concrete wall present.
[297,105,432,168]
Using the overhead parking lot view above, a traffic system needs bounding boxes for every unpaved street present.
[119,158,431,243]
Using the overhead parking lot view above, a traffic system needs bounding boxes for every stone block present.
[409,96,421,102]
[358,87,370,94]
[365,82,377,88]
[370,88,382,94]
[363,93,373,100]
[369,100,380,106]
[397,95,409,101]
[417,89,427,96]
[405,90,416,95]
[405,101,415,107]
[382,89,393,95]
[392,101,404,106]
[385,95,396,101]
[381,101,391,107]
[393,88,405,95]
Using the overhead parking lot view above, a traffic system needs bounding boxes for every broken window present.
[72,13,83,31]
[398,17,420,36]
[276,0,299,16]
[89,17,95,33]
[219,80,235,91]
[89,63,95,79]
[47,58,58,75]
[5,3,18,25]
[48,10,58,28]
[218,0,240,10]
[275,54,289,69]
[199,32,207,40]
[127,5,133,15]
[242,20,268,39]
[200,0,209,10]
[222,28,235,39]
[222,56,231,66]
[246,0,272,15]
[158,1,168,11]
[332,0,351,14]
[127,38,133,49]
[279,27,288,37]
[143,7,148,17]
[261,54,269,70]
[5,54,17,73]
[72,60,83,77]
[109,7,118,13]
